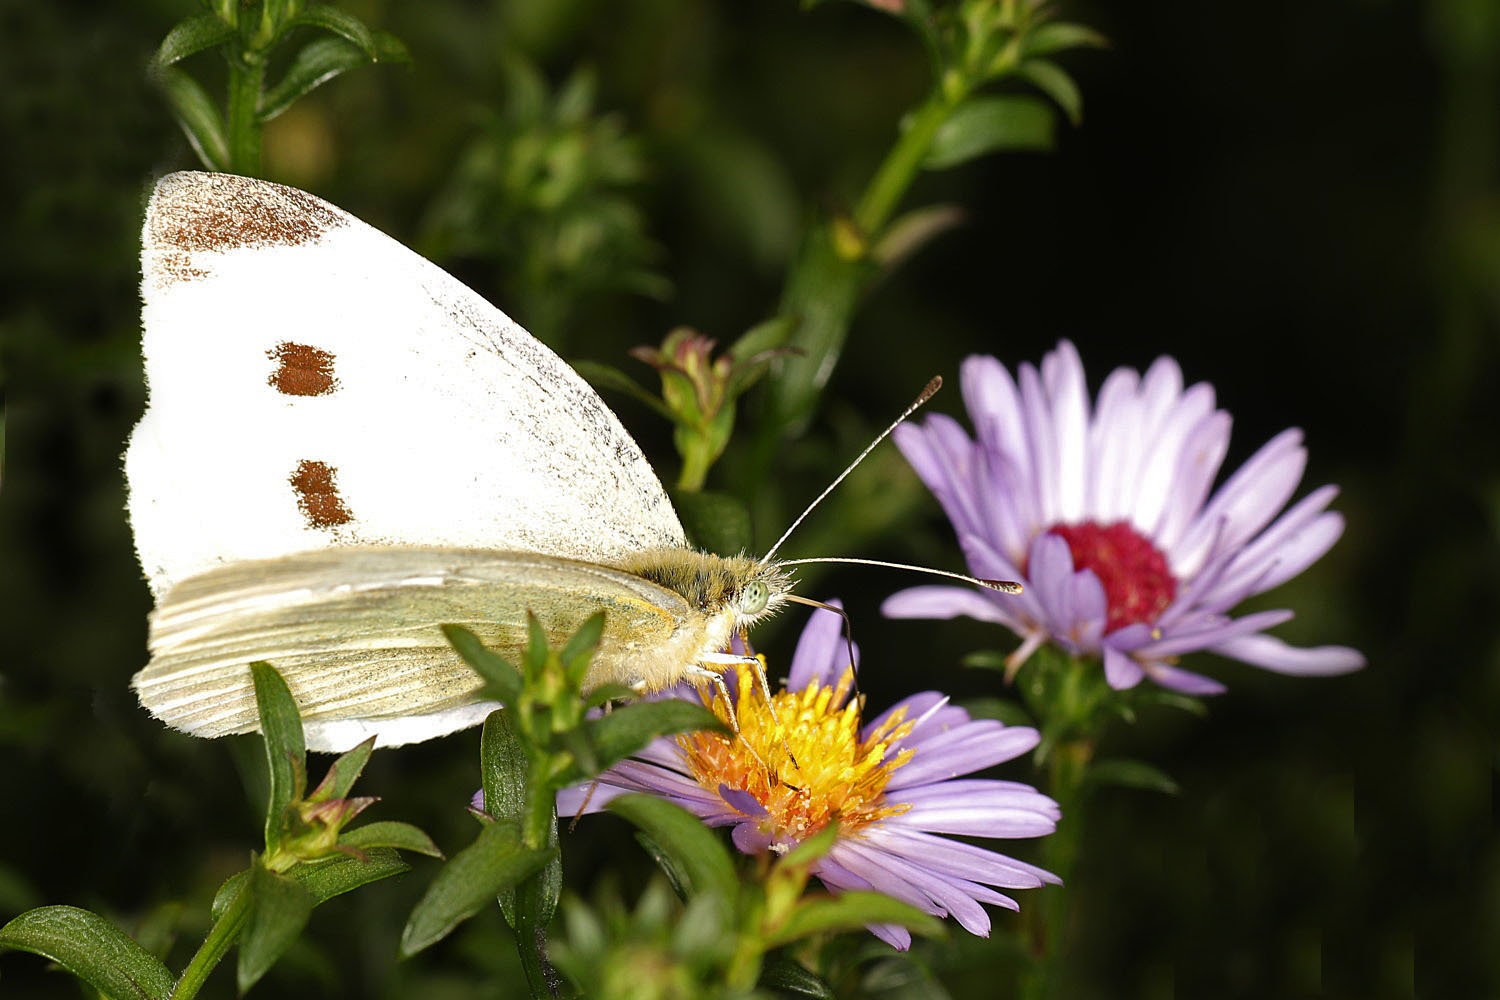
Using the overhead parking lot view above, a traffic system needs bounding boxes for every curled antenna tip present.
[981,579,1025,594]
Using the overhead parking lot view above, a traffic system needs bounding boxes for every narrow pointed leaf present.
[560,611,606,673]
[605,794,738,908]
[0,906,174,1000]
[480,711,562,928]
[581,700,726,778]
[400,821,554,956]
[155,66,228,170]
[341,821,443,857]
[372,30,411,64]
[154,14,234,66]
[1087,758,1180,795]
[251,661,306,853]
[729,315,797,362]
[237,867,315,992]
[289,3,377,56]
[258,37,371,123]
[443,626,522,704]
[292,848,410,902]
[211,872,249,922]
[870,203,964,272]
[584,683,638,710]
[1019,59,1083,125]
[570,359,675,421]
[315,736,375,801]
[926,96,1054,169]
[210,851,408,923]
[758,955,836,998]
[778,821,839,869]
[767,892,942,948]
[1023,22,1108,58]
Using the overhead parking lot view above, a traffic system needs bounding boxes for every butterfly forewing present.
[128,172,687,599]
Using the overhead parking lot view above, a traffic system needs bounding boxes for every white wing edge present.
[303,700,504,753]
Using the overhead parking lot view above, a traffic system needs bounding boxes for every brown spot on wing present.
[269,342,339,396]
[290,459,354,528]
[144,173,348,285]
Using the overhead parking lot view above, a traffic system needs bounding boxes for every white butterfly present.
[126,172,791,753]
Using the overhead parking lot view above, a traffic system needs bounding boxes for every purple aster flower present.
[558,605,1060,950]
[883,341,1365,695]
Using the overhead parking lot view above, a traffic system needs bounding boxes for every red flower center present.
[1047,521,1177,633]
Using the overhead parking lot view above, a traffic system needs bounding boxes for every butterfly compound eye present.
[740,580,770,616]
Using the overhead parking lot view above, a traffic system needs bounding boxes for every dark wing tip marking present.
[145,172,349,284]
[290,459,354,528]
[269,342,339,396]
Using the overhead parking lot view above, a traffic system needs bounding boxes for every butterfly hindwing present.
[136,547,702,750]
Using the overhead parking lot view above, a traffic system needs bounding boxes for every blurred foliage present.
[421,57,669,348]
[3,0,1499,997]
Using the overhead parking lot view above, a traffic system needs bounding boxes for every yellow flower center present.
[675,662,915,852]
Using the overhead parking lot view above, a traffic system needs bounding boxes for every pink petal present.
[1211,633,1365,675]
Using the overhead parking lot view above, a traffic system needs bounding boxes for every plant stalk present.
[170,874,253,1000]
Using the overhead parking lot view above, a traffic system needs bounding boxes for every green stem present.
[1020,653,1106,1000]
[758,79,967,449]
[852,86,963,236]
[677,441,711,492]
[171,874,253,1000]
[514,777,561,999]
[225,50,265,175]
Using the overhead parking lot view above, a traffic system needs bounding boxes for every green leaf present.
[778,821,839,869]
[730,315,797,360]
[238,866,315,992]
[1020,59,1084,125]
[672,489,753,556]
[582,700,726,779]
[212,853,410,924]
[480,711,562,928]
[870,203,965,272]
[605,795,738,908]
[1087,758,1180,795]
[584,683,639,710]
[155,66,228,171]
[767,891,943,948]
[289,3,378,56]
[400,821,554,956]
[758,954,836,998]
[962,649,1012,672]
[570,359,674,421]
[290,848,411,901]
[251,662,306,853]
[560,611,606,675]
[154,14,234,66]
[0,906,174,1000]
[926,96,1054,169]
[443,625,522,705]
[211,872,249,922]
[315,736,375,801]
[1133,688,1209,718]
[341,821,444,857]
[1023,22,1109,58]
[258,37,371,123]
[371,30,411,64]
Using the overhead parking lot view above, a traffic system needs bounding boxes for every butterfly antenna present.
[777,556,1023,594]
[760,376,943,565]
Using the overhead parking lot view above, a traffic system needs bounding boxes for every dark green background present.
[3,1,1495,996]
